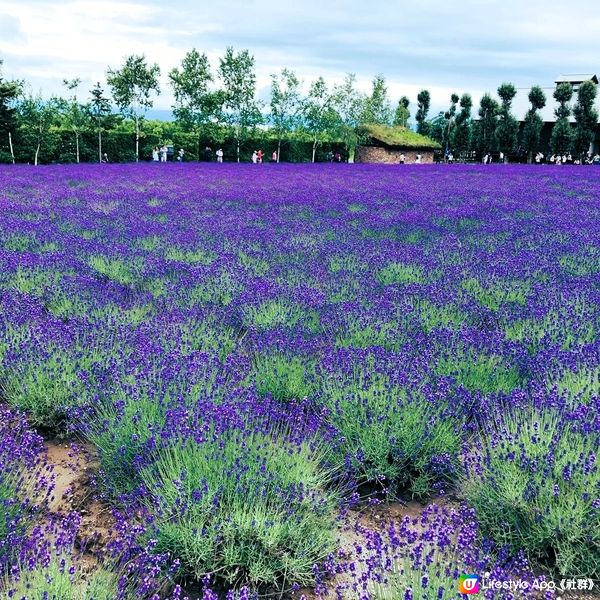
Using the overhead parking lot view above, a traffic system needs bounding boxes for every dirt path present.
[44,440,115,560]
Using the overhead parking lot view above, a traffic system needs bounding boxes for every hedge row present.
[0,129,347,164]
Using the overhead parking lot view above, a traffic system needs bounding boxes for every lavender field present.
[0,163,599,599]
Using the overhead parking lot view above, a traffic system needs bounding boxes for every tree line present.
[419,81,598,162]
[0,49,598,164]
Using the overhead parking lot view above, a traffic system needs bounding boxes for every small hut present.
[355,124,441,164]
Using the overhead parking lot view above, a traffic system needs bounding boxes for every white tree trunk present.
[34,142,40,166]
[75,132,80,164]
[8,132,15,164]
[312,140,317,163]
[98,129,102,163]
[135,117,139,162]
[237,139,240,163]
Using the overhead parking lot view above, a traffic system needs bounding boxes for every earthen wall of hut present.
[355,146,435,164]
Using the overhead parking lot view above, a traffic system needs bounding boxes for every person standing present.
[399,153,405,164]
[257,149,263,164]
[216,148,224,163]
[271,150,277,162]
[152,147,159,162]
[177,148,185,162]
[251,150,258,164]
[160,145,168,162]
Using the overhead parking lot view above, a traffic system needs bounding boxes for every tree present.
[428,111,446,145]
[453,93,473,156]
[521,85,546,163]
[475,93,499,155]
[415,89,431,135]
[331,73,365,162]
[89,82,112,163]
[60,78,89,163]
[169,49,221,160]
[361,74,392,125]
[270,69,302,163]
[443,93,460,154]
[495,83,519,161]
[18,94,59,165]
[106,54,160,161]
[302,76,336,163]
[550,82,574,156]
[393,96,410,128]
[0,60,22,164]
[573,80,598,160]
[218,47,262,163]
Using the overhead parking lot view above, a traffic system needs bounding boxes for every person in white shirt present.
[216,148,224,163]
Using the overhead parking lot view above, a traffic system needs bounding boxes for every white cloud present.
[1,0,599,117]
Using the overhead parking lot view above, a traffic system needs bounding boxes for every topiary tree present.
[453,93,473,156]
[415,89,431,136]
[475,93,499,155]
[443,93,460,155]
[573,80,598,161]
[393,96,410,128]
[551,82,574,157]
[495,82,519,161]
[522,85,546,163]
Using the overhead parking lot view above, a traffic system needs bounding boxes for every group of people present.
[251,149,264,164]
[152,145,185,162]
[482,152,505,164]
[537,152,600,165]
[325,151,343,163]
[152,145,168,162]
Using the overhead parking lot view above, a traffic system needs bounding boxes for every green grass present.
[320,368,462,498]
[334,318,406,351]
[328,254,364,274]
[87,254,139,286]
[139,424,339,588]
[559,246,600,276]
[414,299,468,332]
[252,353,316,402]
[462,406,600,578]
[357,123,441,149]
[165,246,215,265]
[505,299,597,351]
[3,233,59,253]
[550,365,600,403]
[186,272,241,307]
[461,277,531,311]
[2,557,121,600]
[6,267,64,296]
[243,298,319,332]
[436,352,522,395]
[377,262,424,286]
[1,348,96,430]
[238,250,270,276]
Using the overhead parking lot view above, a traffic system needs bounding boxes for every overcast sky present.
[1,0,600,119]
